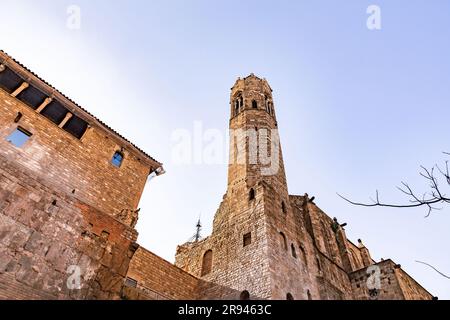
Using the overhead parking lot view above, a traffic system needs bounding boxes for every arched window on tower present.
[234,92,243,116]
[307,290,312,300]
[252,100,258,109]
[291,244,297,258]
[249,188,255,201]
[201,250,213,276]
[240,290,250,300]
[279,232,287,251]
[286,293,294,300]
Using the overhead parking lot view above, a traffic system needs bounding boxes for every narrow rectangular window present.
[7,127,32,147]
[243,232,252,247]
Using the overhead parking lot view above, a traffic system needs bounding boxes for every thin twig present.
[416,261,450,280]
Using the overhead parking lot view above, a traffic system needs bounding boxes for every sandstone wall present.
[0,154,137,299]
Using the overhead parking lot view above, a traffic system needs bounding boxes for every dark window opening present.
[243,232,252,247]
[41,100,68,125]
[6,127,32,148]
[112,151,124,167]
[279,232,287,251]
[52,200,57,206]
[201,250,213,276]
[286,293,294,300]
[124,277,138,288]
[234,93,243,116]
[252,100,258,109]
[63,115,89,139]
[0,67,23,93]
[16,85,47,110]
[307,290,312,300]
[291,244,297,258]
[240,290,250,300]
[249,188,255,201]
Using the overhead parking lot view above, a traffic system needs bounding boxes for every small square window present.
[124,277,137,288]
[7,127,32,147]
[111,151,124,167]
[243,232,252,247]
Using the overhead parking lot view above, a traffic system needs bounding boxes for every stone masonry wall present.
[175,189,272,300]
[126,247,199,300]
[0,153,138,299]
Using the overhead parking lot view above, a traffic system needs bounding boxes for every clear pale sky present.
[1,0,449,299]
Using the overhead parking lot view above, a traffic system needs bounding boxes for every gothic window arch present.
[252,100,258,109]
[234,92,244,116]
[307,290,312,300]
[279,232,288,251]
[286,293,294,300]
[201,250,213,276]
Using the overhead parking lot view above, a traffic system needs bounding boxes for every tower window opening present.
[234,93,244,116]
[252,100,258,109]
[307,290,312,300]
[291,244,297,258]
[282,201,287,214]
[279,232,287,251]
[243,232,252,247]
[249,188,255,201]
[201,250,213,276]
[240,290,250,300]
[286,293,294,300]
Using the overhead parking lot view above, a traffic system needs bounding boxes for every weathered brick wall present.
[0,154,138,299]
[0,85,152,226]
[126,247,199,300]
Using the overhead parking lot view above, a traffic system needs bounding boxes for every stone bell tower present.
[175,74,296,299]
[228,73,288,193]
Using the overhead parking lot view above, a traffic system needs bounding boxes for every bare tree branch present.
[416,261,450,280]
[338,152,450,217]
